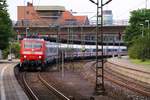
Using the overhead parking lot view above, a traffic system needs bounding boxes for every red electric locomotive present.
[20,38,58,71]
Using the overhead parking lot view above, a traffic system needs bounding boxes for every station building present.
[17,2,89,27]
[15,2,128,45]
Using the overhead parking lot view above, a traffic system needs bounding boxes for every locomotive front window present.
[33,43,42,48]
[24,42,42,48]
[24,43,32,48]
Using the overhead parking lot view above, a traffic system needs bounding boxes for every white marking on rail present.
[0,65,9,100]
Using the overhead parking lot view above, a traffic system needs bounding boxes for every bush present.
[2,47,9,59]
[2,42,20,59]
[128,35,150,61]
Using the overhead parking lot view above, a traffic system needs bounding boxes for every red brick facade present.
[17,2,89,26]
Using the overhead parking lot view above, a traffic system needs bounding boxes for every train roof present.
[59,43,127,49]
[24,40,127,50]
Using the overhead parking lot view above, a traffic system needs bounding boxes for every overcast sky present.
[6,0,150,21]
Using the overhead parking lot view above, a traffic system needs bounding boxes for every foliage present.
[124,9,150,46]
[11,42,20,58]
[128,34,150,61]
[2,46,9,59]
[0,0,14,50]
[2,42,20,59]
[124,9,150,60]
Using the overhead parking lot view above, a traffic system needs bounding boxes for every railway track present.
[107,61,150,75]
[106,61,150,84]
[91,61,150,97]
[22,72,38,100]
[20,72,70,100]
[104,68,150,96]
[15,59,149,99]
[38,73,70,100]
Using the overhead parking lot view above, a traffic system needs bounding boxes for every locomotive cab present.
[20,38,45,70]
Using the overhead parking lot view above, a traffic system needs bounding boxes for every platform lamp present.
[8,38,13,61]
[140,23,144,37]
[145,20,149,60]
[25,27,29,37]
[139,23,146,61]
[89,0,112,95]
[118,32,122,58]
[16,30,19,41]
[145,0,148,9]
[145,20,149,37]
[49,24,59,69]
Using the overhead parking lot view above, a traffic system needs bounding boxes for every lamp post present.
[118,32,121,58]
[25,27,29,37]
[61,50,64,79]
[139,23,145,61]
[145,20,149,29]
[145,20,149,61]
[8,42,12,61]
[16,30,19,41]
[8,38,13,61]
[145,20,149,37]
[49,24,61,70]
[140,24,144,37]
[145,0,148,9]
[89,0,112,95]
[56,25,61,71]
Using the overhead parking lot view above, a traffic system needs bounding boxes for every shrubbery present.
[124,9,150,61]
[2,42,20,59]
[128,35,150,60]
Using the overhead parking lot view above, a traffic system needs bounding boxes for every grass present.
[130,59,150,66]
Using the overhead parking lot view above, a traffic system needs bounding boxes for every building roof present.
[62,11,75,20]
[17,2,89,26]
[34,6,65,11]
[75,16,88,24]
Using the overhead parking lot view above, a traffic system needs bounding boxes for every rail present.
[90,61,150,96]
[22,72,39,100]
[38,73,70,100]
[107,61,150,75]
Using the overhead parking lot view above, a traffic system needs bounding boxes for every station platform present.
[108,56,150,73]
[0,59,20,63]
[0,61,28,100]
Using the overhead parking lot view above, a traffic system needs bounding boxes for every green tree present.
[128,35,150,60]
[124,9,150,46]
[124,9,150,60]
[0,0,14,50]
[2,42,20,59]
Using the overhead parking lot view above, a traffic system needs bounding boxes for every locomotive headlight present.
[24,55,26,58]
[39,56,42,59]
